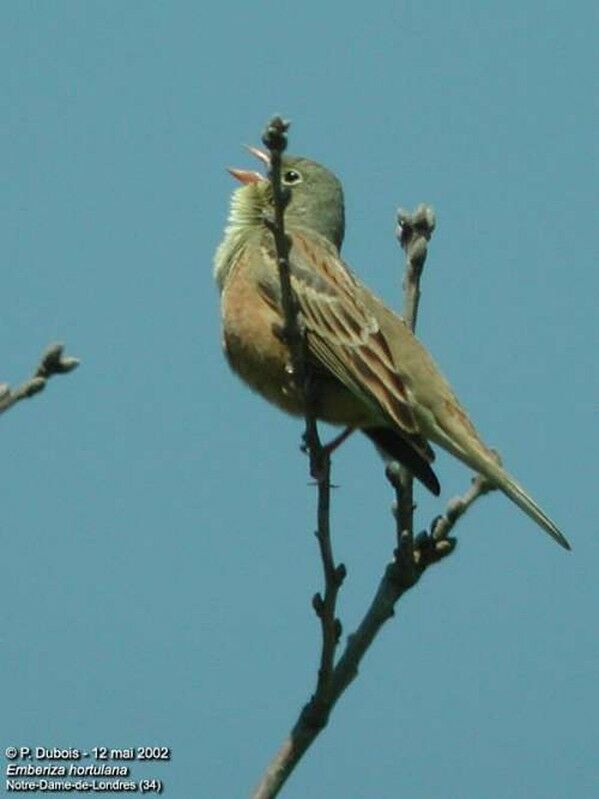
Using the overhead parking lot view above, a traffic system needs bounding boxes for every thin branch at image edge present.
[0,343,79,417]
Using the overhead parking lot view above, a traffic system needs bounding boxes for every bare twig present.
[261,118,304,374]
[397,204,436,331]
[391,205,438,553]
[430,474,493,542]
[0,343,79,417]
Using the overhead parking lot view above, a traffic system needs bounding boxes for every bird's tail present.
[461,446,570,550]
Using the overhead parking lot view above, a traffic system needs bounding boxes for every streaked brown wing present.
[257,228,433,462]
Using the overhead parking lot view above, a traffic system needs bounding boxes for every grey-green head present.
[274,156,345,249]
[226,152,345,250]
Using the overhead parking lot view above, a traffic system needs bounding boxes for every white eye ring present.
[282,169,302,185]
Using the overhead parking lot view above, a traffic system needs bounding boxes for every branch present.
[250,487,464,799]
[397,204,436,331]
[388,205,437,553]
[430,474,493,541]
[0,343,79,417]
[251,131,490,799]
[261,114,345,715]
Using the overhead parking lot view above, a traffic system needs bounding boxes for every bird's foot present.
[301,427,354,478]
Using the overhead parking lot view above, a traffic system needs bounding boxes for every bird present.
[213,148,570,550]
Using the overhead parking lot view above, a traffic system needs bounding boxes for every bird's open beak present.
[227,168,264,184]
[227,145,270,184]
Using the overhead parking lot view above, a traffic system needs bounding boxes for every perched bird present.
[213,149,569,550]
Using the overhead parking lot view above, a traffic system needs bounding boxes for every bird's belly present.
[223,321,304,417]
[221,268,371,427]
[221,265,304,416]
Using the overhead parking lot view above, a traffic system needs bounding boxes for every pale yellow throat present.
[213,184,266,291]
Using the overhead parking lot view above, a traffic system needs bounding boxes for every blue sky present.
[2,2,597,797]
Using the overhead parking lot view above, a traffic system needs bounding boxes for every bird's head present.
[227,147,345,250]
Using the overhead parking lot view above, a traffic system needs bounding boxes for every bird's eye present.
[282,169,302,185]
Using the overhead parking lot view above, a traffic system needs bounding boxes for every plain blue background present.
[2,2,597,797]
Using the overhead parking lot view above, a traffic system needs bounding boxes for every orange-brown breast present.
[221,254,303,416]
[220,254,374,427]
